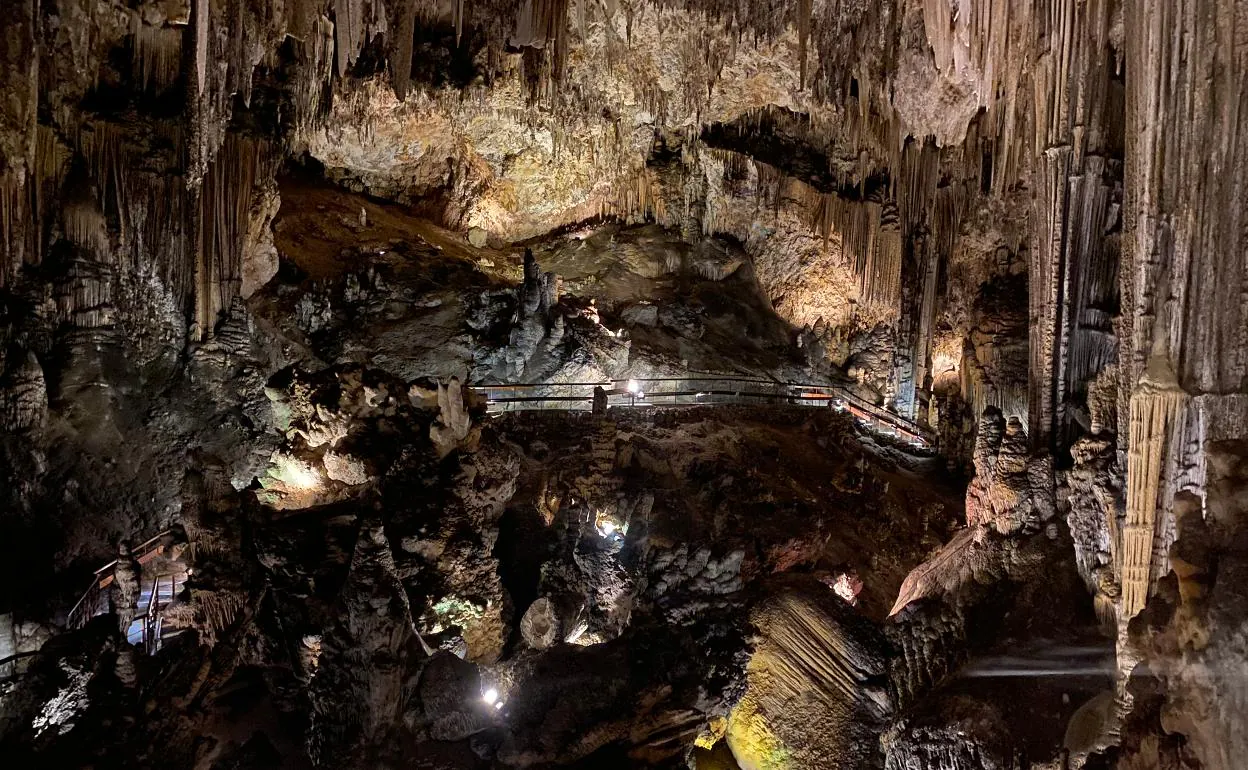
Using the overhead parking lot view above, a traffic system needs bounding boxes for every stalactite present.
[802,188,900,314]
[195,134,275,338]
[78,121,194,307]
[796,0,812,90]
[131,16,183,93]
[56,256,115,328]
[1124,0,1248,397]
[1121,353,1186,618]
[1024,0,1122,449]
[30,125,67,263]
[512,0,572,98]
[0,172,22,284]
[62,199,111,261]
[294,16,337,135]
[334,0,358,76]
[0,0,39,282]
[920,0,958,76]
[392,0,418,100]
[193,0,209,96]
[614,167,667,225]
[897,138,941,236]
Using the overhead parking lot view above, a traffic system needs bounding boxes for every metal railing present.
[0,650,39,684]
[470,377,934,447]
[66,530,187,654]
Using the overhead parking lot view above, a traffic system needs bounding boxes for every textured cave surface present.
[1,0,1246,768]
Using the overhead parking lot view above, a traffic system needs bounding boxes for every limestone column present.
[1120,352,1185,617]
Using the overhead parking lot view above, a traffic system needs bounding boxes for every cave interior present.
[0,1,1246,769]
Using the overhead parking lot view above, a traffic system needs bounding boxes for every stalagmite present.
[111,542,141,635]
[520,597,560,649]
[430,377,476,458]
[2,351,48,432]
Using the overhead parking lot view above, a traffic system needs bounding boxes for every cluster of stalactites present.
[919,0,1033,194]
[1120,353,1186,618]
[694,128,978,323]
[6,113,277,340]
[130,13,184,94]
[194,134,277,338]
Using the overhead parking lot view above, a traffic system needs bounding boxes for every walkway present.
[469,377,935,448]
[66,531,189,654]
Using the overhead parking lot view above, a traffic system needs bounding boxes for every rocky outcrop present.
[729,582,890,770]
[430,377,477,458]
[964,410,1056,535]
[882,698,1017,770]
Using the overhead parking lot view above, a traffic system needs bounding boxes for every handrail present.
[86,529,173,578]
[0,650,40,684]
[468,377,935,447]
[67,530,173,630]
[0,650,39,668]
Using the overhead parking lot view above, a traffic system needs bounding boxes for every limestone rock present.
[520,597,560,650]
[322,451,371,485]
[430,377,477,458]
[240,177,281,298]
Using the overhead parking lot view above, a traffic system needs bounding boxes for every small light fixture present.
[627,379,641,395]
[481,687,499,706]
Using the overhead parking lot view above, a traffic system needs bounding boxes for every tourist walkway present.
[469,376,935,448]
[66,531,189,653]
